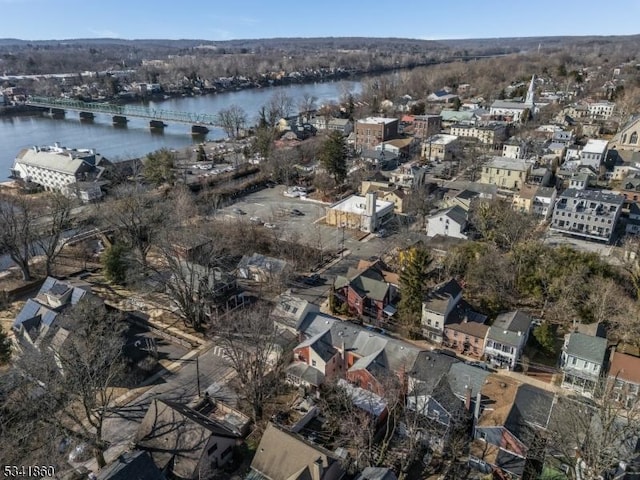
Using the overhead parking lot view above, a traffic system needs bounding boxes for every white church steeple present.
[525,74,536,106]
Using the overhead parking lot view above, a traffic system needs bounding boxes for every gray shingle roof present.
[565,332,608,364]
[493,310,532,334]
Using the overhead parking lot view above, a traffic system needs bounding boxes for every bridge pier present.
[149,120,167,130]
[79,112,94,122]
[191,125,209,135]
[50,108,65,118]
[112,115,128,125]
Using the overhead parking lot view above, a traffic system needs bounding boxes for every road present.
[80,342,235,472]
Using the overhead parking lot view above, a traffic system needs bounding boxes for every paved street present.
[82,342,235,472]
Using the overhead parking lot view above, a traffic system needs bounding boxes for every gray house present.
[560,332,608,398]
[483,311,533,370]
[551,189,624,243]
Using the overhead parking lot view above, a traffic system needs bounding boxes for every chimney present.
[311,457,324,480]
[465,386,472,411]
[473,392,482,421]
[365,191,377,216]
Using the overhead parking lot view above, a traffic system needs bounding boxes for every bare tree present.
[7,297,127,469]
[33,193,74,276]
[153,230,235,331]
[100,185,164,269]
[621,235,640,299]
[0,193,37,281]
[209,304,290,422]
[268,91,295,122]
[546,388,640,480]
[217,104,248,139]
[298,92,318,119]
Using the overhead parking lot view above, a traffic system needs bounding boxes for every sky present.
[1,0,639,41]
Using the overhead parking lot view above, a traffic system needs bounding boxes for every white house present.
[560,332,608,398]
[580,139,608,170]
[483,311,533,370]
[11,143,107,200]
[587,100,615,120]
[502,139,524,159]
[532,186,557,219]
[426,206,468,239]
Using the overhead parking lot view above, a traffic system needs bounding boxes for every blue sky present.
[2,0,639,41]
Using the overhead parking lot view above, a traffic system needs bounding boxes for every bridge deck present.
[26,96,218,126]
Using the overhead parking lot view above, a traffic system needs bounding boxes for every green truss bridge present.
[26,95,216,134]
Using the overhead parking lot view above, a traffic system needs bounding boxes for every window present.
[479,431,487,441]
[207,443,218,456]
[312,360,317,367]
[631,132,638,144]
[572,357,577,365]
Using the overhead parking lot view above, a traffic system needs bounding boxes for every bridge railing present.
[26,96,218,126]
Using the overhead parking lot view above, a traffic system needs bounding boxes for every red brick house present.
[290,315,422,397]
[333,261,398,320]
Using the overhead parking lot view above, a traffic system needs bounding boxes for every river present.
[0,79,362,180]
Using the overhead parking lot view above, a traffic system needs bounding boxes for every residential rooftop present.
[558,188,625,206]
[330,194,394,215]
[486,157,529,171]
[357,116,397,125]
[582,138,609,154]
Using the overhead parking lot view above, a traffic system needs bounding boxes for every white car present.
[249,216,263,224]
[263,223,277,229]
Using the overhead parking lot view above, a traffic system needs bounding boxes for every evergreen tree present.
[319,130,348,184]
[398,247,432,337]
[0,325,12,365]
[196,144,207,162]
[533,322,557,355]
[143,148,175,186]
[102,243,128,285]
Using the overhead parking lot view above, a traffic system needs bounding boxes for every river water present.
[0,79,361,179]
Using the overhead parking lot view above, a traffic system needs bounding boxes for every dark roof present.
[559,188,625,206]
[48,282,70,296]
[493,311,533,333]
[448,363,491,399]
[296,316,423,378]
[509,383,554,431]
[495,448,526,478]
[423,279,462,314]
[302,330,338,362]
[135,399,241,478]
[335,265,391,302]
[96,450,164,480]
[410,351,459,385]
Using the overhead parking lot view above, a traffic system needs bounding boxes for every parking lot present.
[213,185,395,268]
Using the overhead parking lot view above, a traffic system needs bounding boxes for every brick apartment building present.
[355,117,399,151]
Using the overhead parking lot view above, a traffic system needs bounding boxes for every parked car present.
[290,209,305,216]
[249,216,263,224]
[232,208,246,215]
[374,229,387,238]
[264,223,277,229]
[302,273,322,285]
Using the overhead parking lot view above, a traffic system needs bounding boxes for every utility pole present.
[196,354,201,397]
